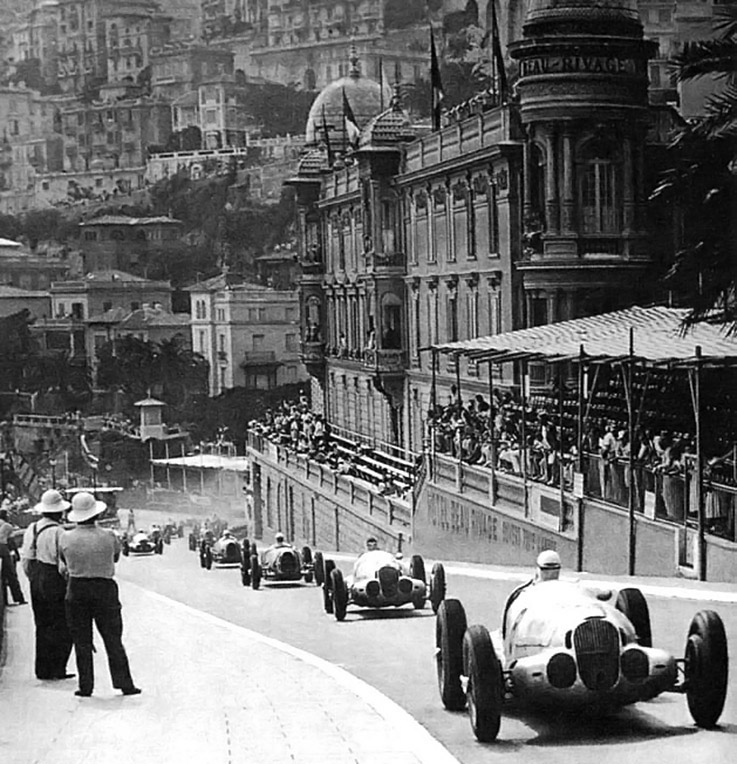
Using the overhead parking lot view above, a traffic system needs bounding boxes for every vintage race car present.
[122,530,163,556]
[200,532,243,569]
[321,550,447,621]
[435,580,729,742]
[242,542,316,589]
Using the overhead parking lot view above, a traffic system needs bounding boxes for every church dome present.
[524,0,641,36]
[305,48,391,146]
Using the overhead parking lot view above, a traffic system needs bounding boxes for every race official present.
[21,490,74,680]
[60,492,141,698]
[0,507,26,606]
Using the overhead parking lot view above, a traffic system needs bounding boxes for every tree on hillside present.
[652,7,737,332]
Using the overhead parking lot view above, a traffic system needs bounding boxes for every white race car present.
[122,530,163,556]
[321,550,446,621]
[436,580,729,741]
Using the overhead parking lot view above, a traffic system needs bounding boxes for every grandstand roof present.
[433,306,737,368]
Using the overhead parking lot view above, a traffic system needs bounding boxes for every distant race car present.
[321,549,446,621]
[122,530,163,556]
[200,532,243,569]
[242,542,316,589]
[435,580,730,742]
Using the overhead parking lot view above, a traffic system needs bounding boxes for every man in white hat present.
[60,491,141,698]
[21,489,74,680]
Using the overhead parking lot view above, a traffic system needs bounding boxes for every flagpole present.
[379,57,384,112]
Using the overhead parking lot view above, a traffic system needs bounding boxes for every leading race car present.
[435,579,730,742]
[122,529,164,556]
[200,531,243,569]
[321,549,447,621]
[242,540,316,589]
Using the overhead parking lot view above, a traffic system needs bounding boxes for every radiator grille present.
[278,551,299,574]
[378,566,399,598]
[574,619,620,691]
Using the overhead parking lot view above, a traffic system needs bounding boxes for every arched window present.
[579,139,621,234]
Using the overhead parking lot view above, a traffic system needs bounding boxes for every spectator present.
[21,490,73,680]
[60,492,141,698]
[0,508,26,606]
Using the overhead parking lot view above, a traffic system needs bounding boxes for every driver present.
[365,536,379,552]
[270,532,288,549]
[502,550,562,638]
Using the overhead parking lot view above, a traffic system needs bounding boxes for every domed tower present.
[304,46,392,153]
[509,0,657,322]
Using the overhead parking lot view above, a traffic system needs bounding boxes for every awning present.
[151,455,250,472]
[432,306,737,367]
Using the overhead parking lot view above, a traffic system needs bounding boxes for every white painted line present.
[126,581,461,764]
[327,553,737,604]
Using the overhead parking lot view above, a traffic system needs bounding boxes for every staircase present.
[7,451,42,503]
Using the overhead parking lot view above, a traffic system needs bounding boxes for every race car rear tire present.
[409,554,426,584]
[314,551,325,586]
[250,542,258,557]
[240,565,251,587]
[250,556,261,589]
[430,562,447,614]
[204,547,212,570]
[685,610,728,728]
[436,598,467,711]
[122,543,129,557]
[155,540,164,555]
[331,568,348,622]
[323,559,336,613]
[463,624,503,742]
[301,546,313,565]
[304,571,314,584]
[616,587,652,647]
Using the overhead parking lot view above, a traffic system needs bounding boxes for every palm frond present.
[714,6,737,39]
[670,39,737,81]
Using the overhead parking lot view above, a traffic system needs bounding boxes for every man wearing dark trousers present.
[0,507,27,606]
[60,491,141,698]
[21,490,74,680]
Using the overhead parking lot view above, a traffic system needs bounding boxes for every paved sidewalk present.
[0,582,460,764]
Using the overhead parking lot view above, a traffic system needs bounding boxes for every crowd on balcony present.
[249,397,414,500]
[429,386,736,540]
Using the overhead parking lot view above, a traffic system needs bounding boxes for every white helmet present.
[537,549,561,570]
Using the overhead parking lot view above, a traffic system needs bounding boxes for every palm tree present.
[652,8,737,332]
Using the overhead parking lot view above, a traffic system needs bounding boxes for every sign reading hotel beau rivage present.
[520,55,644,78]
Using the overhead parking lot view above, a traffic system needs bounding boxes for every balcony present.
[300,341,325,377]
[363,348,407,374]
[241,351,279,367]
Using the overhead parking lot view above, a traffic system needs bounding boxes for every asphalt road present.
[117,514,737,764]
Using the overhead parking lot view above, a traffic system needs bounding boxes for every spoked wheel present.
[463,624,503,742]
[436,598,467,711]
[331,568,348,622]
[250,555,261,590]
[616,587,652,647]
[685,610,729,728]
[314,551,325,586]
[430,562,447,614]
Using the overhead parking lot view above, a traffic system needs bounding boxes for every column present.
[523,128,534,226]
[623,135,635,235]
[562,128,575,233]
[545,125,559,233]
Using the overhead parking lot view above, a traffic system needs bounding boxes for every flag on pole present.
[321,104,334,165]
[342,88,360,145]
[430,27,445,131]
[489,0,508,101]
[378,57,384,112]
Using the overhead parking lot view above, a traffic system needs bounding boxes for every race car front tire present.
[685,610,729,728]
[463,624,503,742]
[436,598,467,711]
[331,568,348,622]
[250,555,261,589]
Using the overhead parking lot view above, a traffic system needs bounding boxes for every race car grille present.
[378,566,399,598]
[279,551,299,574]
[574,619,620,691]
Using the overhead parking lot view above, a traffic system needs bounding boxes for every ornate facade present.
[290,0,677,454]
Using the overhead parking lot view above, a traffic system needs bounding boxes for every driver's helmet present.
[275,532,285,543]
[536,550,561,581]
